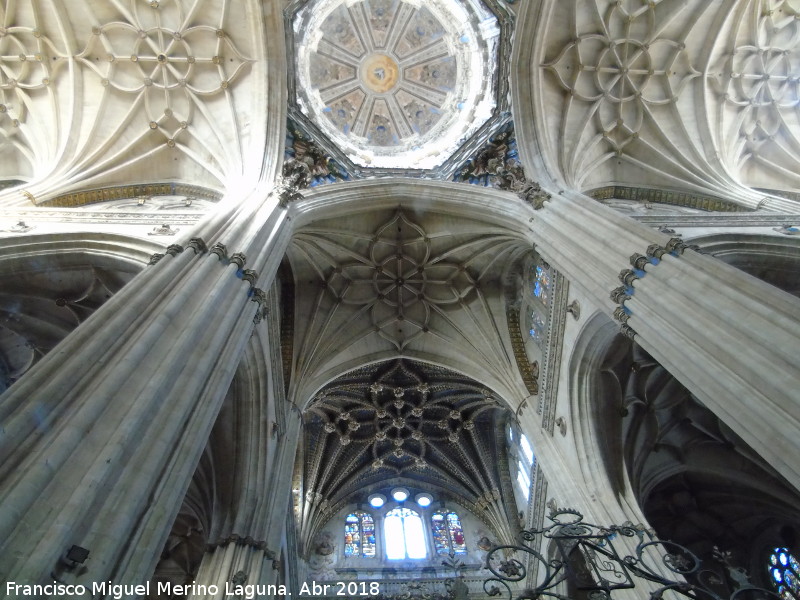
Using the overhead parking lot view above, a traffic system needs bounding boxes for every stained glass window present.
[344,512,376,558]
[385,508,426,559]
[517,459,531,500]
[769,547,800,600]
[533,265,550,305]
[431,511,467,555]
[527,310,547,342]
[520,434,534,465]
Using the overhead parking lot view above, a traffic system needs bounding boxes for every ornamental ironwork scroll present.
[483,507,781,600]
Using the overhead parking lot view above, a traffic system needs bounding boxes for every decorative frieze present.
[454,123,551,209]
[41,182,221,208]
[506,308,539,396]
[589,185,741,212]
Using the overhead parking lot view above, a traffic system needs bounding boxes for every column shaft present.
[0,193,291,589]
[529,191,800,491]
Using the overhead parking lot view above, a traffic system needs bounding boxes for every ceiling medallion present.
[324,210,477,351]
[292,0,499,169]
[309,361,484,474]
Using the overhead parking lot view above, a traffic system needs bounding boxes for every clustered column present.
[0,187,293,590]
[526,189,800,492]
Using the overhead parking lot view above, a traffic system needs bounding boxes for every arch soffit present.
[0,232,164,269]
[566,311,638,511]
[292,178,534,237]
[686,232,800,261]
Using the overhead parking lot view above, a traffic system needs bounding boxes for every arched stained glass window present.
[527,310,547,342]
[385,508,426,559]
[769,547,800,600]
[533,264,550,305]
[517,459,531,500]
[520,434,534,465]
[432,511,467,555]
[344,512,376,557]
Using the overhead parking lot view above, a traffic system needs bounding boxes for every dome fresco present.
[292,0,499,169]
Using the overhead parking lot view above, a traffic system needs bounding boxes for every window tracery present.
[770,547,800,600]
[344,512,376,558]
[385,507,426,559]
[431,511,467,555]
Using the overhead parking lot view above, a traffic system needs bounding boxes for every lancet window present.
[431,511,467,555]
[532,264,551,305]
[524,260,552,347]
[344,511,376,557]
[385,507,426,559]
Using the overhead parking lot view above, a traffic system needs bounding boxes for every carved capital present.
[241,269,258,286]
[148,253,164,265]
[188,237,208,254]
[646,244,666,260]
[210,242,228,260]
[230,252,246,268]
[278,186,305,208]
[618,268,639,287]
[664,237,688,255]
[610,286,630,305]
[165,244,184,257]
[629,252,651,270]
[620,324,637,339]
[613,306,630,324]
[251,288,268,324]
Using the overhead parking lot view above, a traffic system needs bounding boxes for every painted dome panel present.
[293,0,499,169]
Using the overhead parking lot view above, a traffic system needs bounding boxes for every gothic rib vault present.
[0,0,798,597]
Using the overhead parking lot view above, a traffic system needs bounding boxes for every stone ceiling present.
[286,205,532,408]
[294,358,520,552]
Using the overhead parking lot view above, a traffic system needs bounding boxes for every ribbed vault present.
[295,358,520,556]
[286,201,533,408]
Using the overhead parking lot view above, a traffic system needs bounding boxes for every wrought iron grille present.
[483,507,783,600]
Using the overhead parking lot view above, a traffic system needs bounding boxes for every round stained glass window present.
[769,547,800,600]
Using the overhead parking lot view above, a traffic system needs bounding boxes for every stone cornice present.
[39,182,222,208]
[633,213,800,227]
[589,185,742,212]
[1,210,205,225]
[539,271,568,435]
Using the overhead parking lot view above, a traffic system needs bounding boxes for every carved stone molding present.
[506,308,539,396]
[206,535,272,553]
[41,183,222,208]
[539,271,568,433]
[589,185,742,213]
[566,300,580,320]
